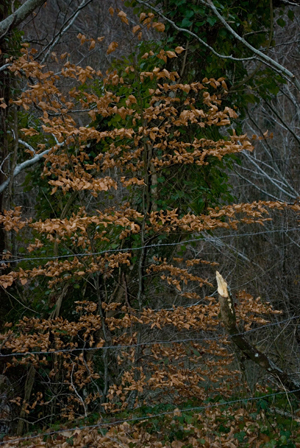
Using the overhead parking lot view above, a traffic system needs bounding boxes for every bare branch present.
[39,0,93,64]
[0,141,63,194]
[202,0,300,90]
[0,0,46,37]
[135,0,255,63]
[0,64,11,73]
[242,151,298,199]
[280,0,300,5]
[0,150,49,194]
[233,169,284,201]
[18,139,35,155]
[136,0,300,90]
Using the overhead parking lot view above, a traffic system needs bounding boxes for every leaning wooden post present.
[216,271,300,399]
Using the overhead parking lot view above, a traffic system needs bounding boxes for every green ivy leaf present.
[181,17,193,27]
[185,10,195,19]
[276,17,286,27]
[207,16,217,26]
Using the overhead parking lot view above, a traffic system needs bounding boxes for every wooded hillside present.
[1,1,300,446]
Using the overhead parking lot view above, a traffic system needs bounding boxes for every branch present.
[0,63,11,73]
[136,0,300,91]
[241,152,298,200]
[18,138,35,155]
[216,271,300,400]
[135,0,255,63]
[0,147,51,194]
[203,233,266,274]
[39,0,93,64]
[264,98,300,146]
[280,0,300,5]
[233,169,283,201]
[0,0,46,37]
[202,0,300,90]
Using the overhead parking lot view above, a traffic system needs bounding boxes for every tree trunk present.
[216,271,300,400]
[16,364,36,436]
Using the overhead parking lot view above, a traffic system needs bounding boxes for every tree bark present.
[16,364,36,436]
[0,1,11,256]
[0,0,46,38]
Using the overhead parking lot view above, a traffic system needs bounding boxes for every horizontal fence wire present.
[1,227,299,265]
[1,227,299,443]
[0,314,299,359]
[1,387,300,446]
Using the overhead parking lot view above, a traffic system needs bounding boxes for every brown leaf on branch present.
[89,40,96,50]
[132,25,141,34]
[175,46,185,54]
[107,41,118,55]
[152,22,165,32]
[118,11,129,25]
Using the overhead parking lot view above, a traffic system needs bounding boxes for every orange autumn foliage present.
[0,36,299,440]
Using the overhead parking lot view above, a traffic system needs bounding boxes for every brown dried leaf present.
[166,50,177,58]
[118,11,129,25]
[132,25,141,34]
[152,22,165,32]
[89,40,96,50]
[107,42,118,55]
[175,46,185,54]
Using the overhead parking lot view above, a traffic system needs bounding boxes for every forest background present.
[1,0,300,446]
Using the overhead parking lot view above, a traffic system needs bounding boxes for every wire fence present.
[0,306,299,444]
[1,387,300,446]
[1,227,299,265]
[0,313,298,359]
[1,225,299,444]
